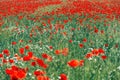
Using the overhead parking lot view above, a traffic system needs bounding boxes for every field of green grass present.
[0,0,120,80]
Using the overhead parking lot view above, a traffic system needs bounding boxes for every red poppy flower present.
[26,26,28,29]
[104,44,109,47]
[3,49,10,56]
[29,33,33,37]
[60,74,67,80]
[3,59,7,63]
[32,56,38,61]
[71,28,75,31]
[36,58,48,69]
[17,69,26,79]
[115,44,119,48]
[61,48,69,56]
[83,38,87,42]
[23,56,31,61]
[85,53,93,59]
[19,39,23,43]
[69,40,73,43]
[5,68,13,75]
[29,40,32,43]
[12,42,17,45]
[19,48,24,55]
[25,45,30,50]
[42,53,49,59]
[67,59,79,68]
[49,46,53,49]
[37,76,50,80]
[42,53,52,62]
[64,20,68,24]
[94,28,98,33]
[0,54,3,58]
[31,62,36,66]
[55,50,61,55]
[34,70,46,76]
[100,30,104,34]
[92,49,99,56]
[9,59,14,64]
[79,60,84,66]
[47,56,52,62]
[98,48,104,54]
[18,16,23,20]
[79,43,84,48]
[27,51,33,58]
[11,65,18,71]
[101,55,107,60]
[10,75,18,80]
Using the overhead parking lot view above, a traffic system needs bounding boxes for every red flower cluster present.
[53,0,120,19]
[55,48,69,56]
[67,59,84,68]
[5,65,27,80]
[34,70,50,80]
[0,0,62,16]
[36,58,48,69]
[42,53,52,62]
[85,48,107,60]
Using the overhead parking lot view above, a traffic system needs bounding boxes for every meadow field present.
[0,0,120,80]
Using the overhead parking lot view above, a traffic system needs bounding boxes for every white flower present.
[117,66,120,70]
[94,59,97,62]
[28,73,32,76]
[32,76,35,79]
[88,48,93,51]
[88,57,93,61]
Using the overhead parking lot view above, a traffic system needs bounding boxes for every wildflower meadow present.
[0,0,120,80]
